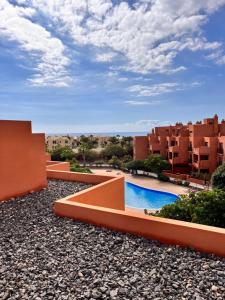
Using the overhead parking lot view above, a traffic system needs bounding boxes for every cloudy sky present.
[1,0,225,133]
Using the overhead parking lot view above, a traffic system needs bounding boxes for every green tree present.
[102,144,125,159]
[109,136,120,144]
[108,156,122,168]
[144,154,170,174]
[125,160,145,174]
[78,142,91,165]
[156,190,225,228]
[211,164,225,190]
[51,146,74,161]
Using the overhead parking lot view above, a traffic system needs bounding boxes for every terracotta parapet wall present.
[0,121,47,201]
[46,161,70,171]
[47,170,117,184]
[48,170,125,210]
[54,199,225,257]
[46,153,51,161]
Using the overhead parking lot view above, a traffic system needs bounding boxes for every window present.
[200,169,209,174]
[153,150,160,154]
[173,152,179,158]
[53,140,56,144]
[170,141,176,146]
[169,152,172,159]
[218,143,224,154]
[200,155,209,161]
[204,142,208,147]
[188,142,192,151]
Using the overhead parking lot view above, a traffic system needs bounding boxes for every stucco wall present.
[54,199,225,257]
[46,161,70,171]
[48,170,125,210]
[0,120,47,201]
[133,136,149,160]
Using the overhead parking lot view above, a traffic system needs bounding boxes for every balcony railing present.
[217,148,224,155]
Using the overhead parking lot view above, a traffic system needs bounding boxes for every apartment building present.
[134,115,225,174]
[46,135,78,150]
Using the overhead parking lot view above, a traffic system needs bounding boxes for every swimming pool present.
[125,182,178,210]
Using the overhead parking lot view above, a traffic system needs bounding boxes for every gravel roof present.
[0,179,224,300]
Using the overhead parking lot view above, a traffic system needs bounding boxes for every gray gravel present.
[0,179,224,300]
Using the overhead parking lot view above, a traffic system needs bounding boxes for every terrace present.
[1,180,225,299]
[1,120,225,299]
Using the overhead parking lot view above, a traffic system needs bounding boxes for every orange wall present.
[46,153,51,161]
[134,136,149,160]
[0,120,47,201]
[54,199,225,257]
[46,161,70,171]
[48,170,125,210]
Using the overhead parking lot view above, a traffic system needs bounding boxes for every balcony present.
[168,145,179,152]
[150,143,161,151]
[217,148,224,155]
[192,160,209,169]
[193,146,210,155]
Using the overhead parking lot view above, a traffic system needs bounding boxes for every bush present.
[125,160,145,174]
[70,162,92,173]
[211,164,225,190]
[51,146,75,161]
[155,189,225,228]
[108,156,122,168]
[157,173,170,182]
[102,144,125,159]
[144,154,170,174]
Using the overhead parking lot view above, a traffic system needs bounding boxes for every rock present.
[0,179,224,300]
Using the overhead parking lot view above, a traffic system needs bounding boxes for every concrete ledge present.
[46,161,70,171]
[48,170,125,210]
[54,199,225,257]
[50,170,225,257]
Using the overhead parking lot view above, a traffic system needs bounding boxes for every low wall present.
[46,161,70,171]
[163,172,187,180]
[46,153,51,161]
[163,171,209,187]
[51,170,225,257]
[54,199,225,257]
[48,170,125,210]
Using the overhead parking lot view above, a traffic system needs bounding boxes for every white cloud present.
[23,0,225,75]
[125,100,162,106]
[3,0,225,87]
[128,82,181,97]
[128,80,203,97]
[0,0,71,87]
[95,52,117,62]
[206,50,225,65]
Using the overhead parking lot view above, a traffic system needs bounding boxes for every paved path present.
[90,168,189,195]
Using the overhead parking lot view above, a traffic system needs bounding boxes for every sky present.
[0,0,225,134]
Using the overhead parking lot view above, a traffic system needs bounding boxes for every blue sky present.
[1,0,225,133]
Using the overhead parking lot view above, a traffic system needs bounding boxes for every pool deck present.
[90,168,189,216]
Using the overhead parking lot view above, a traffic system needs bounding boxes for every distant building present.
[46,135,78,150]
[134,115,225,174]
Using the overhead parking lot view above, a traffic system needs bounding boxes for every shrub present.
[144,154,170,174]
[51,146,75,161]
[157,173,170,182]
[102,144,125,159]
[125,160,145,174]
[211,164,225,190]
[108,156,122,168]
[70,163,92,173]
[155,189,225,228]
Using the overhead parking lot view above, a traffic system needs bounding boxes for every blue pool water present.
[125,182,178,209]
